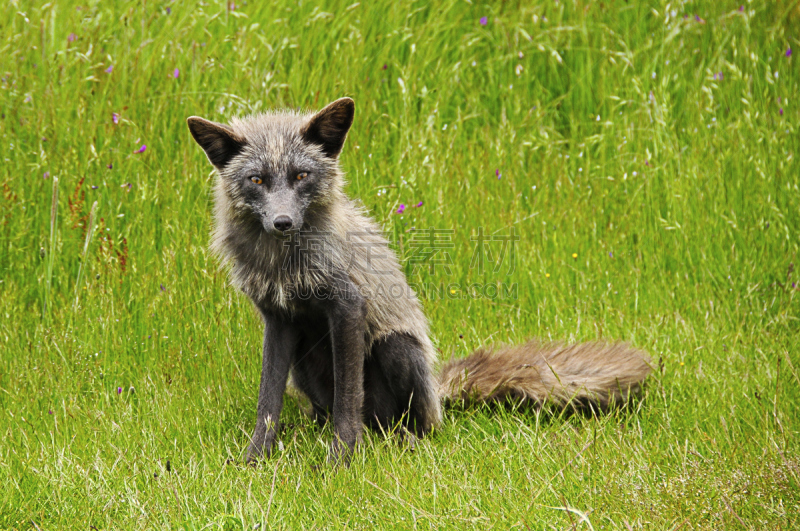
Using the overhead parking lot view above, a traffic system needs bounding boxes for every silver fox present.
[187,97,651,464]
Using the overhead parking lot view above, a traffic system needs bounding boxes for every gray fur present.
[187,98,651,465]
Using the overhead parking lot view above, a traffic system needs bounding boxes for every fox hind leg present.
[366,332,440,436]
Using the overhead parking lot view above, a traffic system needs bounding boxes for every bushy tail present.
[438,340,651,410]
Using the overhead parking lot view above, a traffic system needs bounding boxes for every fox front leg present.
[321,283,367,465]
[247,311,299,464]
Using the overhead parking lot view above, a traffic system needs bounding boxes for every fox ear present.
[187,116,245,169]
[301,97,355,158]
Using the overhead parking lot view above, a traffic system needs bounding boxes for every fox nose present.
[273,215,293,232]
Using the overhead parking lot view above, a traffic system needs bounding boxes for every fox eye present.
[249,175,263,184]
[296,172,308,181]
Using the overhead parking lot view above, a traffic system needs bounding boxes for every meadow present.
[1,0,798,528]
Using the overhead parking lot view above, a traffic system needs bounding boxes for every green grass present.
[1,0,799,528]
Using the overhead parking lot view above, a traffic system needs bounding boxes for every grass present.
[1,0,799,528]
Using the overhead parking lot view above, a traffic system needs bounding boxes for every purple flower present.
[396,204,405,214]
[645,160,650,166]
[479,16,488,26]
[609,252,613,258]
[694,14,705,23]
[793,282,796,288]
[112,112,119,124]
[780,108,784,115]
[107,163,113,169]
[173,68,180,79]
[48,410,53,415]
[496,169,502,179]
[43,171,50,179]
[739,5,744,11]
[68,33,77,42]
[117,387,122,394]
[714,72,723,81]
[105,65,113,74]
[91,185,98,190]
[787,47,793,58]
[415,201,423,207]
[160,284,166,291]
[382,63,387,70]
[134,145,147,154]
[166,7,172,14]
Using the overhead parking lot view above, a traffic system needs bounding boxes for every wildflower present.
[713,72,723,80]
[160,284,166,291]
[43,171,49,179]
[48,410,53,415]
[117,387,122,394]
[68,33,77,42]
[134,145,147,154]
[739,5,744,11]
[396,204,405,214]
[694,14,705,23]
[112,112,119,124]
[479,16,487,26]
[382,63,387,70]
[173,68,180,79]
[496,169,502,179]
[609,252,613,257]
[105,65,113,74]
[91,185,98,189]
[780,108,784,115]
[166,7,171,14]
[415,201,423,207]
[787,47,793,58]
[107,163,113,169]
[572,253,578,259]
[545,273,550,278]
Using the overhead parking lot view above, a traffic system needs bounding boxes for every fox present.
[186,97,651,464]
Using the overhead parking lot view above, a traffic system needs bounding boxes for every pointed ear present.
[301,97,355,158]
[186,116,246,169]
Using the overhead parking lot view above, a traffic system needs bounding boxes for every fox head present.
[187,97,354,237]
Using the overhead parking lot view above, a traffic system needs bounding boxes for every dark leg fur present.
[247,311,300,463]
[254,299,437,464]
[290,323,335,424]
[365,332,439,436]
[308,278,368,464]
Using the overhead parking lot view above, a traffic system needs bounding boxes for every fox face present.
[188,98,354,236]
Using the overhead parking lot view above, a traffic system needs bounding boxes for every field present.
[1,0,799,528]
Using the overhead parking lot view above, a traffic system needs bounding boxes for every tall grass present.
[0,0,798,528]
